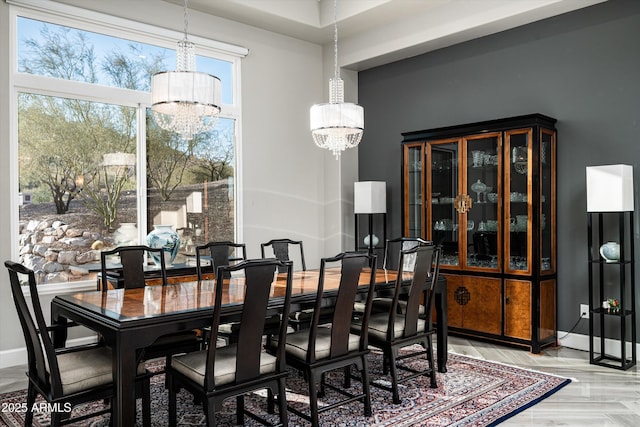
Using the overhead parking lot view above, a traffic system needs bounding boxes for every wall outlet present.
[580,304,590,319]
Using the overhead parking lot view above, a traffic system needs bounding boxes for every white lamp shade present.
[186,192,203,214]
[354,181,386,214]
[586,164,634,212]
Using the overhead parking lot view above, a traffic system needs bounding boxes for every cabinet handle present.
[454,194,472,214]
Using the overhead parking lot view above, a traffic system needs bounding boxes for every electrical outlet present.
[580,304,590,319]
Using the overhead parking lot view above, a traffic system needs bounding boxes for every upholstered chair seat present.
[171,346,278,387]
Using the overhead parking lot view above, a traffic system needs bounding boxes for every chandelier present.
[310,0,364,158]
[151,0,221,141]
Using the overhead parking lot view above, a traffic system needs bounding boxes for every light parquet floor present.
[1,336,639,425]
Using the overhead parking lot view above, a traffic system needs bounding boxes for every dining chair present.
[372,236,432,314]
[260,238,306,272]
[195,241,268,346]
[5,260,152,427]
[382,236,431,271]
[99,244,168,290]
[195,241,247,280]
[100,245,201,370]
[166,258,293,427]
[271,252,377,427]
[351,244,441,404]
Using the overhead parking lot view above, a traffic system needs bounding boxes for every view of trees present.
[17,20,235,232]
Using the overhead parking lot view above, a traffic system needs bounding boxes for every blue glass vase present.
[146,225,180,266]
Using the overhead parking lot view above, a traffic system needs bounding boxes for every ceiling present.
[163,0,606,70]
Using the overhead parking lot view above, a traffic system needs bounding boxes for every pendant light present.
[151,0,221,141]
[310,0,364,158]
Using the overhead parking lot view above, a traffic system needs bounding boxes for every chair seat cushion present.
[55,346,146,395]
[352,313,425,341]
[273,327,360,361]
[171,345,277,387]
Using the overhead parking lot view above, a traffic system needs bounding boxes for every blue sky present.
[17,16,233,104]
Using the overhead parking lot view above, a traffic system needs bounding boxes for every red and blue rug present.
[0,349,570,426]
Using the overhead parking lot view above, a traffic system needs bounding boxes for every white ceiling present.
[163,0,606,70]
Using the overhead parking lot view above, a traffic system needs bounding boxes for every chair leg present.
[308,372,321,427]
[142,376,151,427]
[267,387,275,414]
[236,395,245,425]
[388,348,402,404]
[277,378,288,426]
[343,365,352,388]
[361,356,373,417]
[205,399,217,427]
[25,384,36,426]
[426,336,437,388]
[168,380,178,427]
[318,372,326,398]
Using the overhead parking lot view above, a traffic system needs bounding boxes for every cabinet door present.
[445,274,501,335]
[403,143,425,238]
[504,279,532,340]
[428,139,461,267]
[464,133,502,272]
[540,129,556,274]
[505,128,533,275]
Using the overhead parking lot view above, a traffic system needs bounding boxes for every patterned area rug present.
[0,349,570,426]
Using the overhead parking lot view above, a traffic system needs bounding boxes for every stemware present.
[470,179,487,203]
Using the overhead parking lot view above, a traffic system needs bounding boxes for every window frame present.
[9,0,247,294]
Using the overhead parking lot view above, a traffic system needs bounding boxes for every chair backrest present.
[204,258,293,391]
[100,245,167,291]
[260,238,306,272]
[5,261,64,396]
[387,244,441,340]
[382,237,431,271]
[195,241,247,280]
[307,252,377,363]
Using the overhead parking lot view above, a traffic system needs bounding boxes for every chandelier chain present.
[183,0,189,41]
[333,0,339,80]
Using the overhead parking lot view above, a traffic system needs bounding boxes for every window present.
[12,3,246,286]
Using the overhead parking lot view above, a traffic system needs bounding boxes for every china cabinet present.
[587,211,636,370]
[401,114,557,353]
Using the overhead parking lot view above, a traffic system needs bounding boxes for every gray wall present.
[358,0,640,337]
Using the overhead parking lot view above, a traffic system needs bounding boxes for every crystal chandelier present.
[310,0,364,158]
[151,0,221,141]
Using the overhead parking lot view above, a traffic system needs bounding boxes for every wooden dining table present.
[51,267,448,426]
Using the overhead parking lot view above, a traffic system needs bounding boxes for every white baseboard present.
[557,330,640,359]
[0,336,98,369]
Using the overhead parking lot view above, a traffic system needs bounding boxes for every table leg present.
[435,287,448,373]
[112,334,138,426]
[50,306,68,349]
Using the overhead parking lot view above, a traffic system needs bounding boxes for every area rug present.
[0,349,570,426]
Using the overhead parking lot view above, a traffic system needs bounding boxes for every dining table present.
[51,267,448,426]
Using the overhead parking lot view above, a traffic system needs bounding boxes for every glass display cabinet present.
[401,114,557,353]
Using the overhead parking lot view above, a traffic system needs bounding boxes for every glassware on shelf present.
[470,179,487,203]
[472,150,484,167]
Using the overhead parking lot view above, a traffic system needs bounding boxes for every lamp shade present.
[586,164,634,212]
[354,181,386,214]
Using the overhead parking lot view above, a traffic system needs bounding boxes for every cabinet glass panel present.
[431,142,459,266]
[466,134,500,269]
[507,130,531,272]
[406,145,423,237]
[540,129,554,272]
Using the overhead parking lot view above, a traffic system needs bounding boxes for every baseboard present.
[0,336,98,369]
[557,330,640,358]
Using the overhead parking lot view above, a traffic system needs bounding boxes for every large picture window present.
[12,6,245,286]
